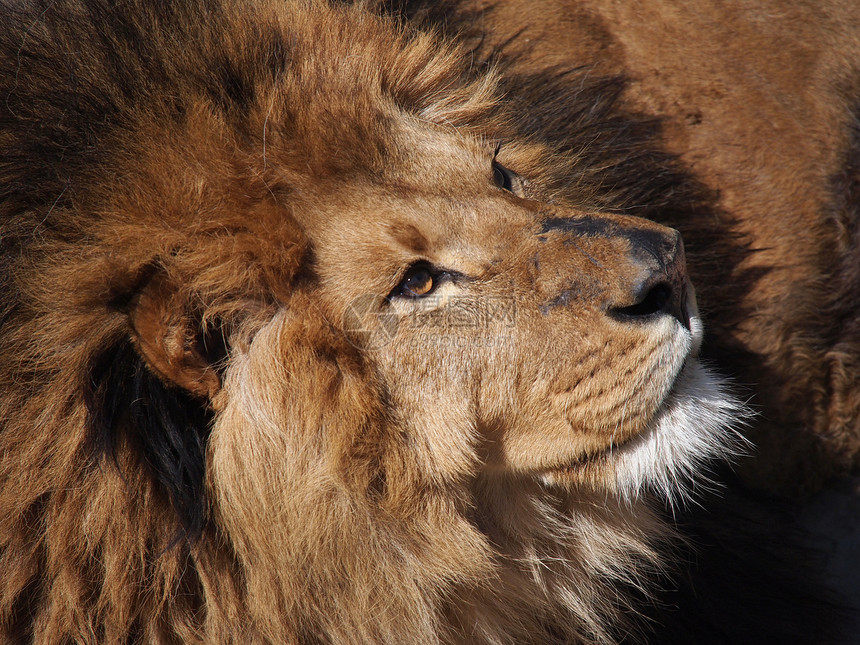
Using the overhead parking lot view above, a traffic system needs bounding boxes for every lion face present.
[195,110,741,640]
[204,115,736,515]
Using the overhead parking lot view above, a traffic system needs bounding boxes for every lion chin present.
[543,294,748,505]
[0,0,755,643]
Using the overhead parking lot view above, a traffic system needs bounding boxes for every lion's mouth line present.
[553,425,654,474]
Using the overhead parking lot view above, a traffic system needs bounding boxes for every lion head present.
[0,0,745,642]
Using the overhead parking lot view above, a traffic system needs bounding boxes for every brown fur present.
[0,0,855,643]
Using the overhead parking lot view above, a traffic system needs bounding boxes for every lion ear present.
[128,274,223,402]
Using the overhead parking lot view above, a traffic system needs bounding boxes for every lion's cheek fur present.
[204,306,673,643]
[208,308,495,641]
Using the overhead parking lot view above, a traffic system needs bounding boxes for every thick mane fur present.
[0,0,850,643]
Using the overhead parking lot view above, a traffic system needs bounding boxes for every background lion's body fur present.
[0,0,858,643]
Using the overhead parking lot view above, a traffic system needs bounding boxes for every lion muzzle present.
[538,213,690,329]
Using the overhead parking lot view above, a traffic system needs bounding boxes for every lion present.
[0,0,854,643]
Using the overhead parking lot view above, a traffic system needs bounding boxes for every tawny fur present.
[0,0,854,644]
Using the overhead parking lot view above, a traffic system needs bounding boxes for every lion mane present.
[0,0,854,643]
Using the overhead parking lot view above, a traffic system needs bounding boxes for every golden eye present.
[401,267,434,297]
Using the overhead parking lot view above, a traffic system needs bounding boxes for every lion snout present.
[538,215,690,328]
[609,230,690,329]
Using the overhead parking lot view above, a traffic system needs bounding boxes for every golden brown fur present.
[0,0,856,643]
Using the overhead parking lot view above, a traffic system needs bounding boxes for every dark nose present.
[609,228,690,329]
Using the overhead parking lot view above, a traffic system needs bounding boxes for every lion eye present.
[492,160,518,193]
[392,263,442,299]
[400,267,434,297]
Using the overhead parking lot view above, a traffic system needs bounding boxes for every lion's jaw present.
[540,294,749,505]
[614,355,748,502]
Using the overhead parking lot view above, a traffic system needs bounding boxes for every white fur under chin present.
[612,356,751,507]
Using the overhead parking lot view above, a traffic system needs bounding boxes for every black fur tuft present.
[85,339,212,542]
